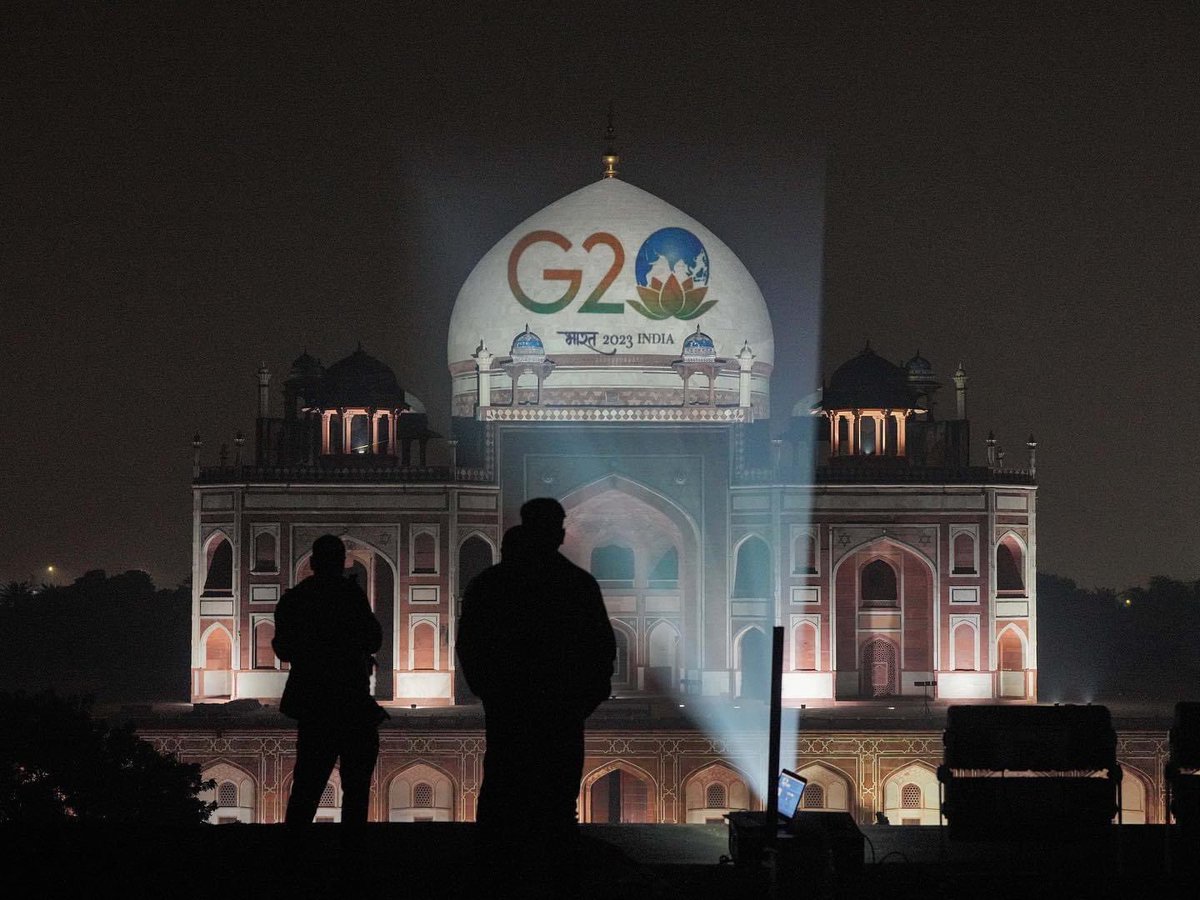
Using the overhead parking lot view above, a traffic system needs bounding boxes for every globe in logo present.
[629,227,717,321]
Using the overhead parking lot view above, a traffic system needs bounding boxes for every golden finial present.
[602,100,619,179]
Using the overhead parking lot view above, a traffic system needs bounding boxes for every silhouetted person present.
[274,534,384,849]
[875,811,890,825]
[458,499,615,891]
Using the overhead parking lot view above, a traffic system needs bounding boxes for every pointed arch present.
[457,532,496,589]
[610,619,637,690]
[951,619,978,671]
[832,534,936,577]
[199,759,258,824]
[734,625,770,699]
[832,535,937,680]
[1117,763,1152,824]
[558,473,702,548]
[201,530,233,596]
[996,531,1028,594]
[293,533,398,584]
[386,760,457,822]
[581,760,658,824]
[683,762,755,823]
[882,762,941,825]
[997,623,1029,698]
[732,534,772,598]
[860,559,898,608]
[792,762,853,813]
[793,618,818,671]
[196,624,231,672]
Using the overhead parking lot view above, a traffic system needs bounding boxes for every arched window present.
[794,621,817,671]
[202,536,233,596]
[953,622,976,671]
[794,765,851,812]
[998,629,1025,671]
[684,766,751,822]
[458,536,494,589]
[201,766,256,824]
[253,531,277,572]
[413,532,436,574]
[802,783,825,809]
[591,545,634,585]
[733,537,771,598]
[996,536,1024,592]
[648,547,678,587]
[217,781,238,807]
[254,620,276,669]
[861,560,897,607]
[952,533,975,574]
[884,764,940,825]
[794,533,817,574]
[613,628,631,687]
[998,627,1027,698]
[413,623,436,670]
[204,628,231,670]
[388,765,456,822]
[705,783,727,809]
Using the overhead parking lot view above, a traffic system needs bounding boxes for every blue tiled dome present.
[510,325,546,363]
[905,352,933,376]
[681,327,716,363]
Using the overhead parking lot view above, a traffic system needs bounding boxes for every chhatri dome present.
[447,170,775,417]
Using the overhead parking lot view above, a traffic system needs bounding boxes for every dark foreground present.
[6,822,1200,899]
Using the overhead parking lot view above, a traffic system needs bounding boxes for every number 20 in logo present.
[507,227,715,321]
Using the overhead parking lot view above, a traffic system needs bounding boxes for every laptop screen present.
[777,769,807,821]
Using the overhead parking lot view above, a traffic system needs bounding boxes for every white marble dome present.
[447,178,774,416]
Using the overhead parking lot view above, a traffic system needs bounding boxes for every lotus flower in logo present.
[629,227,717,321]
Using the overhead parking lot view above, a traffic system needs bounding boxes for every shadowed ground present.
[6,823,1198,898]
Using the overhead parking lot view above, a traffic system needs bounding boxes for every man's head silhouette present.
[519,497,566,554]
[311,534,347,576]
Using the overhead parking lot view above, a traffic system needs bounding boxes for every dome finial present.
[602,100,620,179]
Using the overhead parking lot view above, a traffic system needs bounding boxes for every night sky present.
[3,2,1197,590]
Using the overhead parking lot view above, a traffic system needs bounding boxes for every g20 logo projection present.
[507,227,716,321]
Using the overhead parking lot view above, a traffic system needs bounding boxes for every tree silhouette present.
[0,691,214,824]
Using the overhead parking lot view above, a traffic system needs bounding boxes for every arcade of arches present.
[147,727,1166,826]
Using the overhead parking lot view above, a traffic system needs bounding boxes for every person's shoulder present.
[553,553,600,585]
[279,576,317,604]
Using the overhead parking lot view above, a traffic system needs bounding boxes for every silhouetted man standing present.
[458,498,615,888]
[274,534,384,846]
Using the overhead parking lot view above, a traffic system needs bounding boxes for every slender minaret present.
[986,430,997,468]
[953,363,967,420]
[192,433,202,479]
[1027,435,1038,478]
[257,363,271,418]
[737,341,755,408]
[474,339,494,410]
